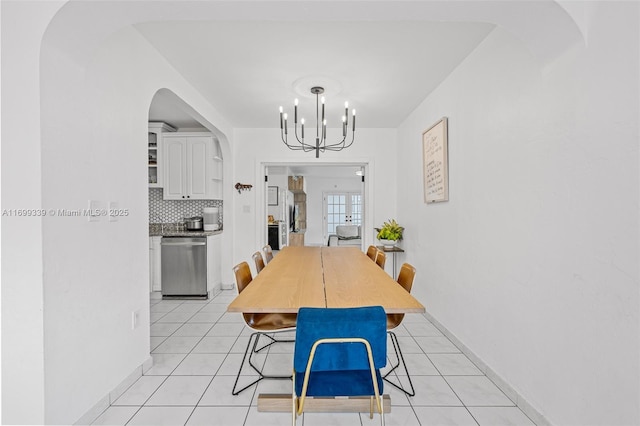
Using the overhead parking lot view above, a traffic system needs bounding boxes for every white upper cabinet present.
[163,132,223,200]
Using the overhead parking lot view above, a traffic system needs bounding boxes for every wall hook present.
[235,183,253,194]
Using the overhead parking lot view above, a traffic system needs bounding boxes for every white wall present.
[266,173,288,222]
[36,23,234,426]
[304,175,363,246]
[0,2,66,424]
[396,5,639,425]
[232,128,397,268]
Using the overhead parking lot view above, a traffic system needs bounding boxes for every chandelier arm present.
[341,130,356,149]
[287,142,316,151]
[327,132,353,151]
[282,128,317,151]
[284,143,308,151]
[323,135,348,149]
[293,121,305,145]
[280,131,289,146]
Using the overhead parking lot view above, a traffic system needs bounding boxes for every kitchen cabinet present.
[148,122,176,188]
[149,236,162,292]
[163,132,223,200]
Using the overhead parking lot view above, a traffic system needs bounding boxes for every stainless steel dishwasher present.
[161,237,207,299]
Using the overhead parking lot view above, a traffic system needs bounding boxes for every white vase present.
[379,239,397,248]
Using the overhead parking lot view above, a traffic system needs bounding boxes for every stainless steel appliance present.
[184,216,203,231]
[161,237,207,298]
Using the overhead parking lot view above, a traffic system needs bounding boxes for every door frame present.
[256,159,374,249]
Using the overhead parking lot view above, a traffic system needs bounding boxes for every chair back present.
[366,245,377,261]
[263,245,274,263]
[252,251,265,274]
[294,306,387,373]
[387,263,416,329]
[375,251,386,269]
[232,262,253,293]
[396,263,416,292]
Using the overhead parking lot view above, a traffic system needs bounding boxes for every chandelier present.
[279,86,356,158]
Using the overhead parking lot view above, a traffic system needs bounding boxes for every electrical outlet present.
[132,310,140,329]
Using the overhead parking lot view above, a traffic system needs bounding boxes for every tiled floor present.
[92,291,536,425]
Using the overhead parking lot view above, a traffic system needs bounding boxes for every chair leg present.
[232,332,293,395]
[232,332,263,395]
[254,332,295,353]
[382,331,415,396]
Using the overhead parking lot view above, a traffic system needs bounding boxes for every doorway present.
[261,163,370,248]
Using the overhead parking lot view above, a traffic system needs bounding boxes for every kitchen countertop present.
[149,223,223,237]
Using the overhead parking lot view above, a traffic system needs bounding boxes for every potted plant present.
[375,219,404,247]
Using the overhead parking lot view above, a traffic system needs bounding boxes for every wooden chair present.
[293,306,386,425]
[374,250,386,269]
[366,245,378,261]
[262,244,274,264]
[252,251,265,274]
[383,262,417,396]
[231,262,296,395]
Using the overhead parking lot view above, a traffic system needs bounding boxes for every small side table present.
[376,245,405,278]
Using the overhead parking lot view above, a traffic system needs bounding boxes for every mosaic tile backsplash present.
[149,188,223,228]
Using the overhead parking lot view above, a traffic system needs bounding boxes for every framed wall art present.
[422,117,449,203]
[267,186,279,206]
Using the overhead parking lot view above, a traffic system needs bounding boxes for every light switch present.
[88,200,101,222]
[243,205,251,213]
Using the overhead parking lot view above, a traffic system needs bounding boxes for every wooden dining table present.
[227,246,425,413]
[227,246,425,314]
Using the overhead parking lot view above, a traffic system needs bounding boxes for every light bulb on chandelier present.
[279,86,356,158]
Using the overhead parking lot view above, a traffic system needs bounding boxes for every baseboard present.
[220,282,235,290]
[423,311,552,426]
[208,283,223,299]
[74,356,153,425]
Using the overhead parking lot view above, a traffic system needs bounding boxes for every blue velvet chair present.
[292,306,387,425]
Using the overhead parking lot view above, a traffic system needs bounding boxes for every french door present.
[323,192,363,241]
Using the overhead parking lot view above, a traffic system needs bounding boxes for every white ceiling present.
[140,20,495,129]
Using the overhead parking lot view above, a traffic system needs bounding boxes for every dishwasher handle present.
[161,240,207,247]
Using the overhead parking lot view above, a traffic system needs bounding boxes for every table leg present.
[392,252,397,278]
